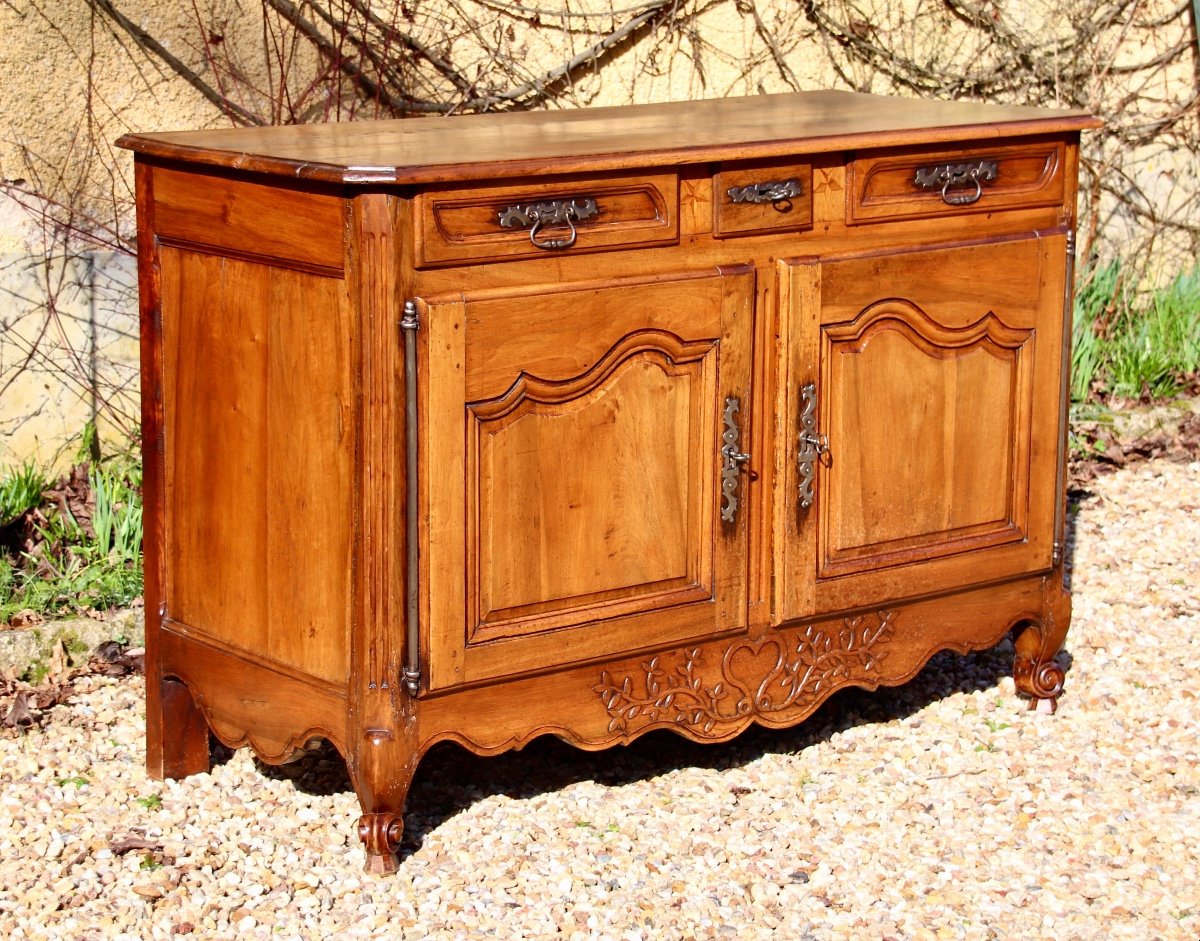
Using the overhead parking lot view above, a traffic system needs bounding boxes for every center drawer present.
[712,158,813,238]
[415,170,678,267]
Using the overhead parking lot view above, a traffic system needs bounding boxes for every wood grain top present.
[117,90,1099,186]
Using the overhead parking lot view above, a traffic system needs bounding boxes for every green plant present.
[0,450,144,626]
[0,461,48,527]
[90,462,143,564]
[1152,267,1200,377]
[56,775,90,787]
[136,794,163,810]
[1107,339,1176,399]
[1071,262,1200,403]
[0,557,14,605]
[1071,261,1123,403]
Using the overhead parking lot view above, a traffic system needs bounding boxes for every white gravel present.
[1,458,1197,940]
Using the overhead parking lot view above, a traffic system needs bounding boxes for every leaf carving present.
[595,611,896,738]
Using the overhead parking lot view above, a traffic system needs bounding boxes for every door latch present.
[720,396,751,524]
[798,383,829,511]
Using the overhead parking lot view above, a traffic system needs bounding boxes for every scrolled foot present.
[1011,615,1066,714]
[1015,657,1064,713]
[357,813,404,875]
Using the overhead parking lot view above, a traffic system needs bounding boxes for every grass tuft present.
[0,461,48,528]
[0,451,143,626]
[1072,262,1200,403]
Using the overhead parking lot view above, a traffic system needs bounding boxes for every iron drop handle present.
[913,159,998,206]
[497,197,599,250]
[720,397,751,525]
[726,179,802,205]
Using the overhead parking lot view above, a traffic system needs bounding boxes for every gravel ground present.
[1,457,1197,941]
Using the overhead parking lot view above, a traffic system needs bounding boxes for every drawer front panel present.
[416,170,678,266]
[713,159,813,238]
[847,138,1065,224]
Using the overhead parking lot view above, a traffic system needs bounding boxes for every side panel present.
[158,245,354,684]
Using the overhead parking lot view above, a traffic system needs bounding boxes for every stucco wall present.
[1,1,221,466]
[2,0,1196,466]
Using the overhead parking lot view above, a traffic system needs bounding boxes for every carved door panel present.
[774,235,1067,622]
[422,267,755,689]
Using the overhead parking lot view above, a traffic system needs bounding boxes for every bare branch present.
[87,0,265,126]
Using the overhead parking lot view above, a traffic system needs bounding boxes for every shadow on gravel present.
[248,634,1072,859]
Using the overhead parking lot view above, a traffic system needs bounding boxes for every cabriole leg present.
[1012,575,1071,713]
[357,813,406,875]
[350,725,419,875]
[1012,618,1065,713]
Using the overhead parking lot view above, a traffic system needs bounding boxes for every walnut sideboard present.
[118,91,1100,873]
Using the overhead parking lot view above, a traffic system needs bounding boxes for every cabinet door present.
[774,235,1067,622]
[422,267,754,689]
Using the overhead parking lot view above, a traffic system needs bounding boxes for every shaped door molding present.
[817,299,1034,578]
[421,267,755,689]
[467,331,718,643]
[773,234,1066,624]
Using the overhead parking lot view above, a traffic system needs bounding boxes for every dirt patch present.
[1070,398,1200,487]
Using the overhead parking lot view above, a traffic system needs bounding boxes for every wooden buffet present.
[118,90,1100,873]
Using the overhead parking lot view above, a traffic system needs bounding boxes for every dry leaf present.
[46,640,71,683]
[91,642,144,676]
[2,690,36,728]
[94,641,124,662]
[108,835,161,855]
[8,609,43,629]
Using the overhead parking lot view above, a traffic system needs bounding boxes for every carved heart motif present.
[722,638,786,713]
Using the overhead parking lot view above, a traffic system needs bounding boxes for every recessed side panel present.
[159,246,353,685]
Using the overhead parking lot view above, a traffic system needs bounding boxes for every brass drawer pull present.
[726,179,802,205]
[720,396,751,525]
[797,382,829,512]
[913,159,998,206]
[497,197,599,250]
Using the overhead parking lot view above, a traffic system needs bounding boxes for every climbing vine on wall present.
[0,0,1196,459]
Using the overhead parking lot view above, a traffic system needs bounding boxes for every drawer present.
[415,170,678,266]
[713,159,812,238]
[847,138,1065,224]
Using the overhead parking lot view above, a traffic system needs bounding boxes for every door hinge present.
[401,298,421,698]
[400,299,419,333]
[1052,229,1077,574]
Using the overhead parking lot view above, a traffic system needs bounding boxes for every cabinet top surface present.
[117,90,1098,186]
